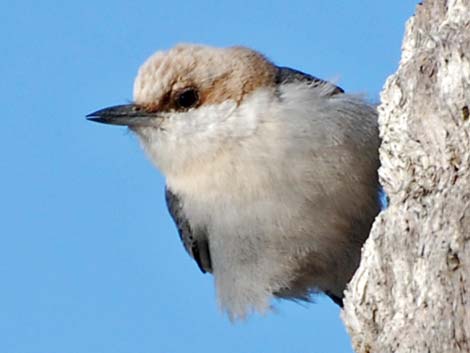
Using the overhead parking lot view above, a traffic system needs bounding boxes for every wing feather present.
[165,187,212,273]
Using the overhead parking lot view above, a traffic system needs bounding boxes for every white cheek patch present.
[168,100,238,140]
[136,88,276,177]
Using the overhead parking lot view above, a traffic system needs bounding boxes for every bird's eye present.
[175,88,199,110]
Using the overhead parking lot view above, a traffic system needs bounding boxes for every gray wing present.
[165,187,212,273]
[325,291,344,307]
[275,66,344,95]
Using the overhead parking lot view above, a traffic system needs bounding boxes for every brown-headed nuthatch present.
[88,44,380,320]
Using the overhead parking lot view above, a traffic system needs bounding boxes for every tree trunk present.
[342,1,470,352]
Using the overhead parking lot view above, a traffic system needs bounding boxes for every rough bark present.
[342,1,470,352]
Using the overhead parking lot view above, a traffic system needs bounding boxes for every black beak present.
[86,104,162,126]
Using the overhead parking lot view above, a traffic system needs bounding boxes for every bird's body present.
[88,44,380,320]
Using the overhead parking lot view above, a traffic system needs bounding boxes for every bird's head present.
[87,44,279,177]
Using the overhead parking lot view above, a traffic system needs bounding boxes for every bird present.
[87,44,380,320]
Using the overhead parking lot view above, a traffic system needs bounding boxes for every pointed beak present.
[86,104,162,127]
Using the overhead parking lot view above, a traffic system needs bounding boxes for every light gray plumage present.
[87,44,380,320]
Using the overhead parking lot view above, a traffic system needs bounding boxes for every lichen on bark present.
[342,1,470,352]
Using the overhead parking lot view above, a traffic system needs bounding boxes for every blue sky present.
[2,1,416,352]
